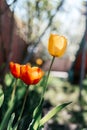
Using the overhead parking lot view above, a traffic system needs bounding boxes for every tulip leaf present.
[7,113,15,130]
[28,77,47,130]
[28,99,44,130]
[40,102,71,127]
[0,87,4,107]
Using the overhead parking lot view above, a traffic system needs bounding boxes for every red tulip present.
[9,62,21,78]
[20,64,44,85]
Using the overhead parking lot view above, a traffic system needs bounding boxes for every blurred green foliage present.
[0,73,42,130]
[1,73,87,129]
[45,76,87,129]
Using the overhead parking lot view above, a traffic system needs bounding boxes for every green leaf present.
[28,99,44,130]
[0,87,4,107]
[7,113,15,130]
[0,80,17,130]
[40,102,72,126]
[28,77,47,130]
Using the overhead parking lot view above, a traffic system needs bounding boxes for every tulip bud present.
[9,62,20,78]
[48,34,67,57]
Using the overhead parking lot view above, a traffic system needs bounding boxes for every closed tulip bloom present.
[9,62,21,78]
[48,34,67,57]
[20,65,44,85]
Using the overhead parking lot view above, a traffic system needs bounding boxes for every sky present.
[57,0,86,61]
[6,0,84,22]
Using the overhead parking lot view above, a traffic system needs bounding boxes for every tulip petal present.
[9,62,20,78]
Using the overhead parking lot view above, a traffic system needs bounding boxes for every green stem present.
[11,79,17,103]
[39,56,55,106]
[0,79,18,130]
[27,57,55,130]
[14,85,29,130]
[43,56,55,97]
[18,85,29,122]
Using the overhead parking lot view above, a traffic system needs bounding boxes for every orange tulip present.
[48,34,67,57]
[9,62,21,78]
[20,64,44,85]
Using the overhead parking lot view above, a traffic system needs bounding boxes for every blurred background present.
[0,0,87,130]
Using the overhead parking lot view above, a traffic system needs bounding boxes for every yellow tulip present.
[48,34,67,57]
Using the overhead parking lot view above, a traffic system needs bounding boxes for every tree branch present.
[0,0,17,15]
[23,0,64,63]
